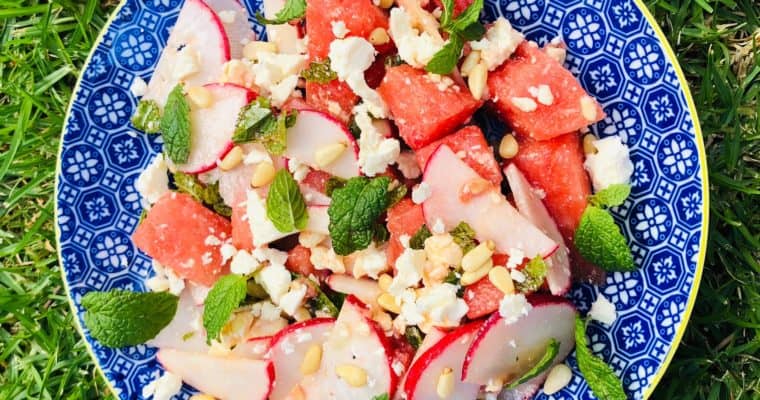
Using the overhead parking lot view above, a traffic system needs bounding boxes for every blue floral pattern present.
[55,0,706,399]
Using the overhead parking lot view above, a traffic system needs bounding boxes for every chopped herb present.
[302,59,338,83]
[410,225,432,250]
[173,172,232,217]
[374,224,391,244]
[387,183,408,207]
[325,176,347,197]
[426,0,486,74]
[255,0,306,25]
[233,98,297,155]
[506,338,559,388]
[203,274,248,343]
[131,99,161,133]
[181,331,195,341]
[450,222,477,253]
[516,255,547,293]
[404,326,424,349]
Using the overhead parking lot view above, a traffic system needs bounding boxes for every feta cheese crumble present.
[414,283,469,328]
[142,371,182,400]
[354,105,401,176]
[250,52,308,106]
[411,182,431,204]
[583,135,634,191]
[279,282,308,316]
[310,246,346,274]
[351,244,389,279]
[135,153,169,206]
[498,293,532,324]
[396,151,421,179]
[287,157,310,182]
[469,18,524,71]
[388,248,426,297]
[230,250,260,275]
[331,20,349,38]
[256,263,292,303]
[589,293,617,325]
[329,37,388,117]
[130,76,148,97]
[389,7,445,69]
[246,190,295,246]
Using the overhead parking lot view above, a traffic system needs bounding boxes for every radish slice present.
[148,289,207,353]
[462,295,576,385]
[179,83,256,174]
[263,0,303,54]
[393,328,446,400]
[143,0,230,107]
[402,322,483,400]
[284,110,361,179]
[267,318,335,400]
[230,336,272,359]
[205,0,256,59]
[504,164,572,295]
[157,348,274,400]
[421,145,557,258]
[326,274,382,308]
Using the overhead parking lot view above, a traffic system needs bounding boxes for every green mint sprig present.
[266,169,309,233]
[426,0,485,74]
[255,0,306,25]
[515,255,548,293]
[575,316,627,400]
[131,99,161,133]
[173,171,232,217]
[328,176,391,255]
[233,97,297,155]
[203,274,248,344]
[160,84,191,164]
[82,290,178,348]
[589,183,631,208]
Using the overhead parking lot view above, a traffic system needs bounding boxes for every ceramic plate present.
[55,0,708,398]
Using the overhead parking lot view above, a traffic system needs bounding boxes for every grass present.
[0,0,757,399]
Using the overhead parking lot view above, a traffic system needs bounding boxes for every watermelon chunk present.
[386,199,425,267]
[415,125,502,186]
[231,197,253,252]
[488,42,604,140]
[377,64,481,149]
[463,275,503,319]
[305,80,358,124]
[510,133,589,243]
[305,0,389,60]
[133,192,231,286]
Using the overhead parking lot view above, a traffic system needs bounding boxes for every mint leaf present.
[447,0,484,37]
[256,0,306,24]
[131,99,161,133]
[302,59,338,83]
[589,183,631,208]
[575,316,627,400]
[325,176,347,197]
[458,21,487,41]
[371,394,389,400]
[173,172,232,217]
[516,255,547,293]
[160,84,192,164]
[506,338,559,388]
[439,0,455,26]
[450,221,477,253]
[387,183,408,207]
[374,224,390,244]
[409,224,432,250]
[404,326,424,349]
[328,176,391,255]
[203,274,248,343]
[304,278,340,317]
[233,98,296,155]
[574,206,635,271]
[267,169,308,232]
[82,290,178,348]
[425,34,464,75]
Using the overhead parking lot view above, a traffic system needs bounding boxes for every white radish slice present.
[302,296,396,399]
[402,322,482,400]
[326,274,381,308]
[504,164,572,295]
[230,335,272,359]
[267,318,336,400]
[148,289,207,353]
[143,0,230,107]
[157,348,274,400]
[179,83,256,174]
[393,328,446,400]
[301,182,332,206]
[205,0,256,59]
[246,188,329,246]
[215,146,285,207]
[461,295,576,385]
[284,110,361,179]
[498,373,547,400]
[263,0,303,54]
[421,145,557,258]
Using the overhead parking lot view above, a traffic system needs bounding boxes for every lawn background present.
[0,0,757,399]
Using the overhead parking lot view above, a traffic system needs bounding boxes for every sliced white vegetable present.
[205,0,256,59]
[325,274,382,308]
[284,110,361,179]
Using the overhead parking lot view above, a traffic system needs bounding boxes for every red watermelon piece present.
[509,133,590,243]
[463,275,503,319]
[305,79,358,124]
[305,0,389,60]
[302,169,332,194]
[378,65,481,149]
[415,125,502,186]
[432,0,473,17]
[386,199,425,267]
[488,42,604,141]
[132,192,231,286]
[231,197,253,252]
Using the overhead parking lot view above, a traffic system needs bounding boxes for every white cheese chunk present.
[245,190,294,246]
[329,37,388,117]
[411,182,432,204]
[389,248,426,297]
[354,105,400,176]
[583,135,634,191]
[389,7,445,68]
[130,76,148,97]
[351,243,389,279]
[135,153,169,206]
[469,18,524,71]
[279,283,308,316]
[331,20,349,38]
[230,250,260,275]
[498,293,532,324]
[142,371,182,400]
[256,263,292,303]
[589,293,617,325]
[251,52,308,107]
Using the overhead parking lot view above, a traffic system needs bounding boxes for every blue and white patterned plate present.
[55,0,708,398]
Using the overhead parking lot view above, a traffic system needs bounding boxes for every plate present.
[55,0,708,398]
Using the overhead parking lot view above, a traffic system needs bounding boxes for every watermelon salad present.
[81,0,640,399]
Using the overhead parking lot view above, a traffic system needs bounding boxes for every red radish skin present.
[143,0,231,107]
[157,348,274,400]
[421,145,558,258]
[402,322,483,400]
[393,328,446,400]
[504,164,572,295]
[204,0,256,59]
[461,295,576,385]
[284,110,361,179]
[267,318,336,400]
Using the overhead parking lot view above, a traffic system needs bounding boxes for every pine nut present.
[499,134,519,159]
[300,344,323,375]
[543,364,573,395]
[546,46,566,64]
[468,62,488,100]
[378,274,393,292]
[378,0,394,8]
[583,133,598,155]
[460,51,481,77]
[460,258,493,286]
[372,309,393,331]
[580,95,598,121]
[243,41,277,60]
[314,142,347,168]
[293,306,312,322]
[190,394,216,400]
[335,364,368,387]
[488,266,515,295]
[377,293,401,314]
[250,162,276,187]
[187,86,213,108]
[461,241,495,272]
[219,146,244,171]
[369,27,390,45]
[436,367,454,398]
